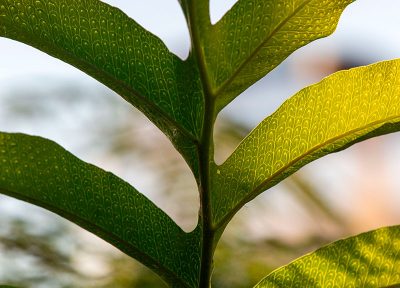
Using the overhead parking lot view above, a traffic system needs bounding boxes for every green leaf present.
[0,132,200,288]
[254,226,400,287]
[0,0,204,175]
[212,59,400,227]
[201,0,355,108]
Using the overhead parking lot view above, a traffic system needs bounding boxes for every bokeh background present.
[1,0,400,287]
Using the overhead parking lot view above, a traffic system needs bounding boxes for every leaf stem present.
[198,96,216,287]
[186,1,216,287]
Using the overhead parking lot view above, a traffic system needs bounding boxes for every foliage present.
[1,0,400,287]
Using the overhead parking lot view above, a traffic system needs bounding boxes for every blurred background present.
[1,0,400,287]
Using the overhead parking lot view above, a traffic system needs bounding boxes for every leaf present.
[0,132,200,288]
[254,226,400,287]
[200,0,355,107]
[0,0,204,175]
[212,59,400,227]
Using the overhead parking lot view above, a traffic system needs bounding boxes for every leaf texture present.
[212,59,400,227]
[0,132,200,288]
[0,0,204,175]
[255,226,400,287]
[201,0,354,107]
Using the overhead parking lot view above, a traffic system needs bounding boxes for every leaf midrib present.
[215,113,400,229]
[212,0,312,99]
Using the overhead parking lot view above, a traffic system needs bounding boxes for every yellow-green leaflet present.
[200,0,355,107]
[255,226,400,287]
[212,59,400,227]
